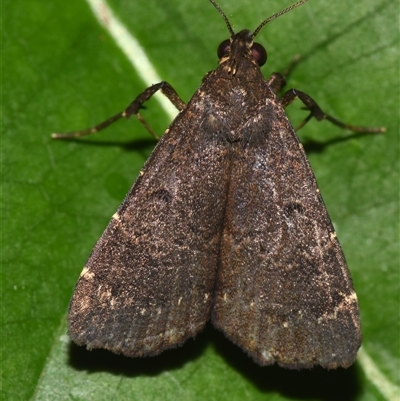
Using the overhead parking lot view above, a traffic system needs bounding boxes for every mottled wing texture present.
[68,42,361,367]
[212,74,361,368]
[68,89,232,357]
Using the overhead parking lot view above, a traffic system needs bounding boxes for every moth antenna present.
[253,0,309,38]
[209,0,235,36]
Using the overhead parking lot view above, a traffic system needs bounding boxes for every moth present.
[55,0,383,369]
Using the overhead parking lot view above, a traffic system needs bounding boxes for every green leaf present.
[2,0,398,400]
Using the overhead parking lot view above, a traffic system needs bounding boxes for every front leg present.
[280,88,385,133]
[52,82,185,139]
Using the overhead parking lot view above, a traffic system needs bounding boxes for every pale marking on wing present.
[112,212,121,221]
[80,266,95,280]
[261,349,272,361]
[317,292,358,324]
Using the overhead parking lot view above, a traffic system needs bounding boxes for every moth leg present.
[280,88,385,133]
[267,73,286,95]
[52,81,186,139]
[268,54,303,95]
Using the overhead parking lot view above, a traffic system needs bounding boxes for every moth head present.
[210,0,309,69]
[217,31,267,67]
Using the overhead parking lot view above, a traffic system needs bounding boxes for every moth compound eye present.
[252,42,267,66]
[217,39,230,59]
